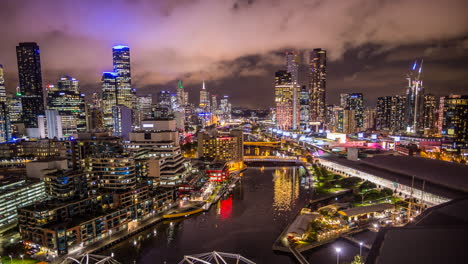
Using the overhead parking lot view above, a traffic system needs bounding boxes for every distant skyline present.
[0,0,467,107]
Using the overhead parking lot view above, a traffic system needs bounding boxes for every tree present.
[350,255,364,264]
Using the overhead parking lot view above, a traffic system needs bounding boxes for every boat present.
[162,206,204,219]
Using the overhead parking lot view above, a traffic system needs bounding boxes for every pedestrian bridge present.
[243,141,281,147]
[244,156,306,164]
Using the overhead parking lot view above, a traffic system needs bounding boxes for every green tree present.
[350,255,364,264]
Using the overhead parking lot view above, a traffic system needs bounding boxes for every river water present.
[102,167,369,263]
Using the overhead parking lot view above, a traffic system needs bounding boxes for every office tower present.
[199,81,210,111]
[363,107,377,131]
[170,93,178,110]
[275,81,300,130]
[47,76,86,136]
[309,48,327,124]
[16,42,45,128]
[112,105,132,138]
[101,72,118,129]
[112,45,134,109]
[299,85,310,129]
[342,109,357,134]
[176,80,188,106]
[45,110,63,139]
[211,95,218,113]
[423,94,437,133]
[157,90,172,111]
[286,51,299,84]
[342,93,364,130]
[376,95,406,132]
[219,95,232,121]
[0,65,6,102]
[134,95,153,127]
[327,105,344,132]
[0,103,10,142]
[439,95,468,146]
[405,60,425,133]
[275,70,292,85]
[7,92,23,123]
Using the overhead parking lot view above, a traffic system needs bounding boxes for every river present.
[101,167,371,263]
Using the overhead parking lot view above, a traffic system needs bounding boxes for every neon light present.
[412,61,417,70]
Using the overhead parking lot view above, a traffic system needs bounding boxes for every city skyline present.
[0,0,467,107]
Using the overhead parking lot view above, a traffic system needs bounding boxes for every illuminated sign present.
[394,136,401,142]
[142,123,154,128]
[358,133,364,138]
[371,134,377,140]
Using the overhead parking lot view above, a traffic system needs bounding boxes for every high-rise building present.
[157,90,172,110]
[16,42,45,128]
[0,65,6,102]
[101,72,118,129]
[112,105,132,138]
[439,95,468,146]
[405,60,425,133]
[0,103,10,142]
[45,110,63,139]
[286,51,299,84]
[112,45,134,109]
[299,85,310,129]
[376,95,406,132]
[176,80,188,106]
[87,93,104,131]
[275,70,292,85]
[47,76,86,136]
[423,94,437,134]
[275,84,300,130]
[342,93,364,130]
[199,81,210,111]
[211,95,218,113]
[7,92,23,123]
[363,107,377,131]
[309,48,327,124]
[219,95,232,121]
[342,109,357,134]
[134,95,153,127]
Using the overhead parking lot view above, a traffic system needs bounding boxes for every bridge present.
[243,156,307,164]
[243,141,281,147]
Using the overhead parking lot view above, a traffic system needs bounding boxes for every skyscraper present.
[274,71,300,130]
[219,95,232,121]
[405,60,424,133]
[423,94,437,134]
[309,48,327,124]
[176,80,188,106]
[439,94,468,146]
[211,95,218,113]
[299,85,310,129]
[199,81,210,111]
[112,45,134,109]
[47,76,86,136]
[342,93,364,130]
[0,65,6,102]
[101,71,118,129]
[363,107,377,131]
[286,51,299,84]
[16,42,45,128]
[376,95,406,132]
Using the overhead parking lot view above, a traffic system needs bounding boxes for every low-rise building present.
[197,130,243,162]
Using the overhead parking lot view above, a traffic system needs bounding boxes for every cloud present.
[0,0,467,106]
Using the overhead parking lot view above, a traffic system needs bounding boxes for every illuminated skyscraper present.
[16,42,45,128]
[423,94,437,134]
[0,65,6,102]
[112,45,134,109]
[299,85,310,129]
[286,51,299,84]
[211,95,218,113]
[47,76,86,136]
[7,91,22,123]
[342,93,364,130]
[199,81,210,111]
[219,95,232,121]
[376,95,406,132]
[439,94,468,146]
[274,71,300,130]
[309,48,327,124]
[101,72,118,129]
[176,80,188,107]
[405,60,424,133]
[363,107,377,131]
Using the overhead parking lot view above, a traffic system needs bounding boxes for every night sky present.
[1,0,467,108]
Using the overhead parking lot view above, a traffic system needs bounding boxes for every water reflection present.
[273,167,300,213]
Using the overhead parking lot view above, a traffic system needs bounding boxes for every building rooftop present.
[319,154,468,199]
[339,203,394,217]
[366,197,468,264]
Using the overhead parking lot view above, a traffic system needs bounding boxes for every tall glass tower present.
[309,48,327,124]
[16,42,45,128]
[405,60,424,133]
[112,45,134,109]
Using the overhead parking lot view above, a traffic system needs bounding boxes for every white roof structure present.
[179,251,256,264]
[60,254,120,264]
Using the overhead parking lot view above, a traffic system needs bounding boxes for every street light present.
[335,247,341,264]
[8,255,12,264]
[359,242,363,256]
[111,252,114,258]
[20,254,24,264]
